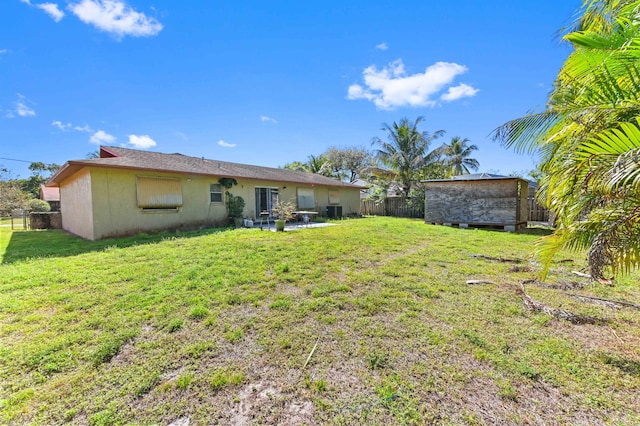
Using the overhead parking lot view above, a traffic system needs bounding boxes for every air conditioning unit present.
[326,205,342,218]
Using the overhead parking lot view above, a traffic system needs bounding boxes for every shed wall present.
[424,180,525,227]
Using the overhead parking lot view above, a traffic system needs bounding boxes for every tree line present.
[0,162,60,216]
[283,116,480,201]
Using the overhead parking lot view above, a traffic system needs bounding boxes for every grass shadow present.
[518,227,555,236]
[597,352,640,376]
[1,226,232,264]
[454,226,554,236]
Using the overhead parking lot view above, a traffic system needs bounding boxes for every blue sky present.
[1,0,579,179]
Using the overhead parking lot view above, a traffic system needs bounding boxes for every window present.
[136,176,182,210]
[328,189,340,205]
[210,183,223,203]
[297,187,315,209]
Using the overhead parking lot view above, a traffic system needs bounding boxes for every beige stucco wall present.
[89,168,229,239]
[310,185,360,217]
[59,167,361,240]
[220,181,360,218]
[60,168,94,239]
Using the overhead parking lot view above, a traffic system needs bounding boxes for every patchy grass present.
[1,217,639,424]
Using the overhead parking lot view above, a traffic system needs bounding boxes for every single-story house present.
[40,185,60,211]
[422,175,529,231]
[46,146,364,240]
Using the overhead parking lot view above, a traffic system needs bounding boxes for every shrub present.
[226,194,245,218]
[28,199,51,212]
[272,200,296,221]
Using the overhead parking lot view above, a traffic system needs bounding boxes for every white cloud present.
[218,139,236,148]
[347,59,478,110]
[175,131,188,141]
[375,42,388,51]
[440,83,479,102]
[89,130,115,144]
[260,115,277,124]
[16,103,36,117]
[52,120,71,130]
[53,120,96,132]
[74,124,93,132]
[14,94,36,117]
[128,134,156,149]
[20,0,65,22]
[37,3,65,22]
[69,0,163,38]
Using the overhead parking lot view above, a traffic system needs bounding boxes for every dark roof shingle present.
[48,145,363,189]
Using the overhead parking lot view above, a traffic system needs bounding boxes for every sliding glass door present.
[255,187,279,218]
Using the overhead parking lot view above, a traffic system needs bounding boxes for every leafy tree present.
[372,117,444,197]
[21,162,61,198]
[439,137,479,177]
[283,149,371,182]
[323,147,373,183]
[0,181,31,217]
[494,0,640,279]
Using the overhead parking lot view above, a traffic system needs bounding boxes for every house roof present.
[47,146,365,189]
[40,185,60,201]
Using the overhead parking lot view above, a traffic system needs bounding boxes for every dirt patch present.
[220,381,314,425]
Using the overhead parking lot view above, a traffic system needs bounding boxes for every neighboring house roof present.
[40,185,60,201]
[351,178,371,188]
[47,146,365,189]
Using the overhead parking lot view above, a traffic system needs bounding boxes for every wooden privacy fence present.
[361,196,551,223]
[527,197,550,222]
[360,197,423,218]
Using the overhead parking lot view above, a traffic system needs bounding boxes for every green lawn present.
[1,217,639,425]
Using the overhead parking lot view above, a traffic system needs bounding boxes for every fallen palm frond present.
[569,294,640,311]
[517,283,607,325]
[470,254,522,263]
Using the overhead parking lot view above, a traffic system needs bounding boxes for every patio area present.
[254,221,336,232]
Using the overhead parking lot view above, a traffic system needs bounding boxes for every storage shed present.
[422,175,529,231]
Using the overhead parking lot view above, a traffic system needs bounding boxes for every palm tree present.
[282,161,309,172]
[494,0,640,280]
[372,117,444,197]
[306,154,334,177]
[282,155,331,176]
[440,137,479,177]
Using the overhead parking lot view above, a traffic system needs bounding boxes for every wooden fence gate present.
[11,209,29,230]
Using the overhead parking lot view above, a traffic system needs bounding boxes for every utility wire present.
[0,156,35,164]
